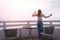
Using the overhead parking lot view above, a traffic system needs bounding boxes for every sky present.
[0,0,60,21]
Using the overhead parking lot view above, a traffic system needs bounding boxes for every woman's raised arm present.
[43,13,52,18]
[32,11,37,16]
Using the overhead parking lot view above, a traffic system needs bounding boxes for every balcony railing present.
[0,20,60,28]
[0,20,60,38]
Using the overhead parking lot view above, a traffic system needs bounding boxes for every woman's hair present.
[37,9,42,17]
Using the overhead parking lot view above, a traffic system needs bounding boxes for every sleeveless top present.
[37,14,43,21]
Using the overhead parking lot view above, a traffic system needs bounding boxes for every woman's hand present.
[32,11,37,16]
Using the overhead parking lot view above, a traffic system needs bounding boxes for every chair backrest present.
[44,26,55,34]
[4,29,17,38]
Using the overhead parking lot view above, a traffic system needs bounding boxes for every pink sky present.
[0,0,59,21]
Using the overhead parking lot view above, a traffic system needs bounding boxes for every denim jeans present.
[37,21,43,38]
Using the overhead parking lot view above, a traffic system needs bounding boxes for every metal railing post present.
[3,22,6,30]
[27,21,31,27]
[50,21,52,27]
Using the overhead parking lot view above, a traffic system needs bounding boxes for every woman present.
[32,9,52,38]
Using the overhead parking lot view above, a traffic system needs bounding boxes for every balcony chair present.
[4,29,17,40]
[41,26,55,40]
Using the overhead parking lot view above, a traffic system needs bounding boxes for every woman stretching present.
[32,9,52,38]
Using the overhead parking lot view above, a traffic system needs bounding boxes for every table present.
[23,27,36,39]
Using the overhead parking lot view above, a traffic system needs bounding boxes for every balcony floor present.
[16,37,54,40]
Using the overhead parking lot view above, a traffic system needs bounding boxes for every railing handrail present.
[0,20,60,22]
[0,20,60,28]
